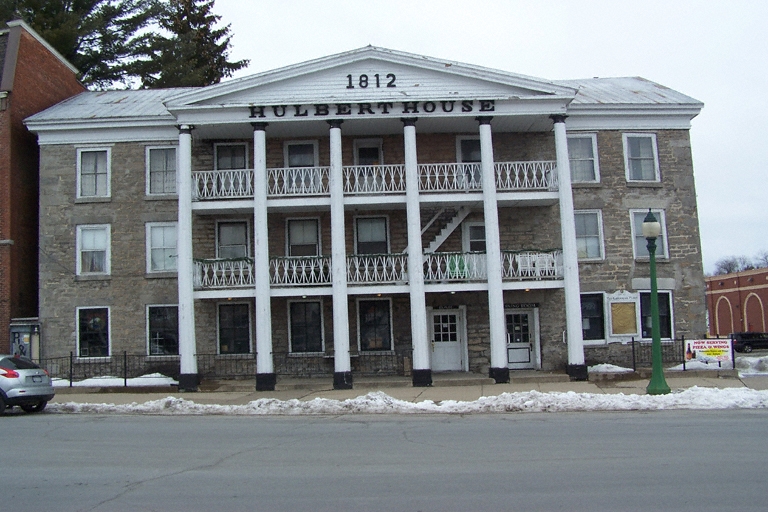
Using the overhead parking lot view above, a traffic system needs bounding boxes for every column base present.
[489,367,510,384]
[177,373,200,392]
[256,373,277,391]
[333,371,353,390]
[567,364,588,381]
[412,369,432,387]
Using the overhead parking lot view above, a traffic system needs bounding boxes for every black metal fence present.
[630,336,736,371]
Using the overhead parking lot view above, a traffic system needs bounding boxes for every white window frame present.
[76,224,111,276]
[145,145,178,196]
[353,138,384,165]
[456,136,481,163]
[574,210,605,261]
[76,147,111,199]
[216,301,253,355]
[76,306,111,359]
[216,220,250,259]
[567,133,600,183]
[354,215,390,255]
[638,290,675,341]
[214,143,248,170]
[286,217,321,257]
[356,297,394,353]
[146,304,179,356]
[580,292,607,345]
[623,133,660,182]
[146,222,178,273]
[629,209,669,260]
[283,140,319,168]
[462,222,486,253]
[287,299,325,354]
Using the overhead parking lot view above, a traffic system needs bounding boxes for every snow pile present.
[48,387,768,416]
[588,364,633,373]
[736,355,768,376]
[52,373,178,388]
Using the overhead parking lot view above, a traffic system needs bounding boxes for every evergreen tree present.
[0,0,160,89]
[133,0,249,88]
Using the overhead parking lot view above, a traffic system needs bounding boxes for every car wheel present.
[743,344,753,353]
[20,401,47,413]
[0,395,5,415]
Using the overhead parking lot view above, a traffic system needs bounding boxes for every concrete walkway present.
[50,371,768,407]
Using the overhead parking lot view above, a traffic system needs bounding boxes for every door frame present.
[426,306,469,372]
[504,307,541,370]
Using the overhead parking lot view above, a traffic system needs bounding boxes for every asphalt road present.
[5,410,766,511]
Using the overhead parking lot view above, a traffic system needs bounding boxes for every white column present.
[552,114,587,378]
[177,125,198,391]
[328,120,352,389]
[252,122,275,390]
[478,117,508,383]
[402,118,431,386]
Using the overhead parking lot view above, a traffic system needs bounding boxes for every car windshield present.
[0,356,41,370]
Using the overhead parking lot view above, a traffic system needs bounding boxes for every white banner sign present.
[685,339,733,363]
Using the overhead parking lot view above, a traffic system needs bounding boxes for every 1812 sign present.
[346,73,396,89]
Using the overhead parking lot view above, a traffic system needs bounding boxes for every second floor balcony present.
[191,161,558,202]
[193,249,564,291]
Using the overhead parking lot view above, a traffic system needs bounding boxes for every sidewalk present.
[50,370,768,407]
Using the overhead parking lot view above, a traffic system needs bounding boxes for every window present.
[78,307,109,357]
[288,219,319,256]
[77,225,110,275]
[574,211,604,260]
[289,301,323,353]
[146,222,177,272]
[358,299,392,351]
[218,303,250,354]
[581,294,605,341]
[623,134,660,182]
[458,138,481,163]
[148,306,179,355]
[640,292,672,339]
[457,137,482,188]
[354,139,383,165]
[567,134,599,183]
[77,148,110,198]
[215,144,247,170]
[356,217,388,254]
[217,221,248,259]
[631,210,668,259]
[285,142,317,167]
[465,224,486,252]
[147,147,177,195]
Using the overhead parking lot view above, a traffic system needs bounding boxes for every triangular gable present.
[165,46,576,110]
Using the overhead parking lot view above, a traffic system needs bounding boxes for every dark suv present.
[732,332,768,353]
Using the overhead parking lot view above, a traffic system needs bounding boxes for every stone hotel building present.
[25,47,706,390]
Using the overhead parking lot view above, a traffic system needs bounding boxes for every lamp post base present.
[646,372,671,395]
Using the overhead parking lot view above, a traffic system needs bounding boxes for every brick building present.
[25,47,706,390]
[706,268,768,336]
[0,20,84,354]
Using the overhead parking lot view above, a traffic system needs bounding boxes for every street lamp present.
[642,209,671,395]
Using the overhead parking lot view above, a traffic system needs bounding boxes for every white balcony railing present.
[270,256,332,286]
[423,252,488,282]
[419,163,482,192]
[268,167,329,196]
[193,170,253,200]
[501,250,563,279]
[194,258,254,289]
[347,254,408,284]
[495,161,558,191]
[344,165,407,194]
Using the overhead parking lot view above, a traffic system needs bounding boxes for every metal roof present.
[557,77,702,107]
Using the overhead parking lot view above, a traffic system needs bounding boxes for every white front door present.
[506,310,539,370]
[431,309,465,372]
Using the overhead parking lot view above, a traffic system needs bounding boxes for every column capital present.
[251,122,268,131]
[177,125,194,134]
[401,117,418,127]
[550,114,568,124]
[476,116,493,125]
[327,119,343,129]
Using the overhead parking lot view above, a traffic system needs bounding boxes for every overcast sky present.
[213,0,767,274]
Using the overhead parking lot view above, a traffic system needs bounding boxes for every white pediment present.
[165,47,577,110]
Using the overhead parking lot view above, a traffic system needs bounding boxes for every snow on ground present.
[52,373,178,388]
[588,364,633,373]
[47,387,768,416]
